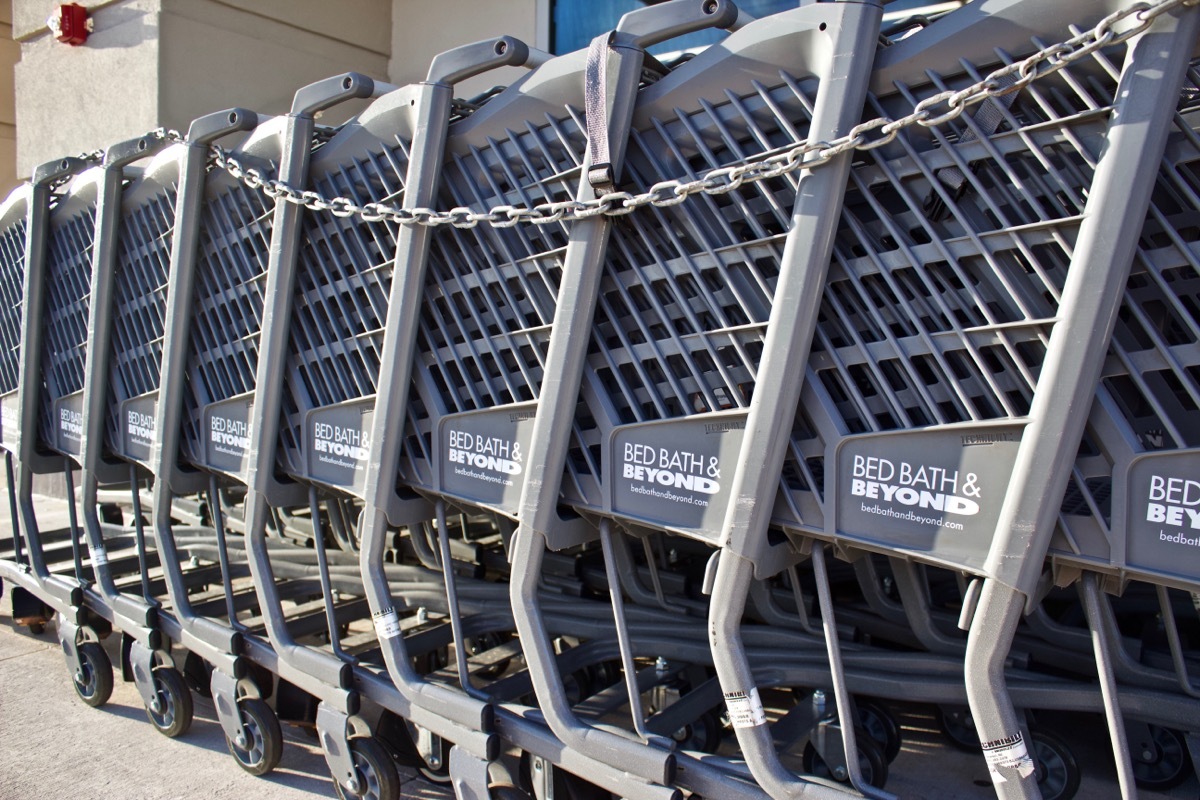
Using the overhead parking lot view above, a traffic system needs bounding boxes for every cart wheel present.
[145,667,194,738]
[562,668,593,706]
[464,631,512,679]
[936,704,981,752]
[1132,725,1194,791]
[182,651,213,698]
[518,754,615,800]
[855,699,902,763]
[72,641,114,708]
[802,732,888,789]
[226,697,283,776]
[670,709,723,753]
[419,759,451,784]
[100,503,123,525]
[28,621,46,635]
[1031,730,1081,800]
[333,736,400,800]
[395,720,452,783]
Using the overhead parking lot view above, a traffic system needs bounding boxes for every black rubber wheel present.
[395,720,451,783]
[463,631,512,679]
[561,668,593,706]
[226,697,284,776]
[182,651,213,698]
[27,621,46,635]
[856,699,903,763]
[802,731,888,790]
[99,503,123,525]
[489,785,533,800]
[1031,730,1081,800]
[145,667,194,738]
[333,736,400,800]
[669,709,723,753]
[518,755,616,800]
[936,704,981,752]
[72,641,114,708]
[1132,725,1194,791]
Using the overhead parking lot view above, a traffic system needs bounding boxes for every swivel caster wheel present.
[146,667,194,738]
[802,731,889,790]
[936,704,981,752]
[71,641,114,708]
[855,698,902,763]
[1132,724,1193,791]
[333,737,400,800]
[1030,730,1081,800]
[669,709,723,753]
[226,697,283,776]
[395,720,451,784]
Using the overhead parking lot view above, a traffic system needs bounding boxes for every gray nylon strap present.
[935,73,1019,192]
[585,32,615,190]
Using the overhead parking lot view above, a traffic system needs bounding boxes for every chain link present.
[190,0,1197,228]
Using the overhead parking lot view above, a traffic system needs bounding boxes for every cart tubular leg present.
[964,11,1200,798]
[1081,574,1137,799]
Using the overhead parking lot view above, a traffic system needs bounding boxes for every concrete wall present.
[0,3,17,196]
[6,0,572,180]
[8,0,559,179]
[15,0,161,177]
[158,0,389,132]
[13,0,390,177]
[389,0,543,98]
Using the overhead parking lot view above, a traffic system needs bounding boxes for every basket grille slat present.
[38,207,96,447]
[181,181,273,465]
[106,188,177,448]
[0,218,28,396]
[277,143,409,475]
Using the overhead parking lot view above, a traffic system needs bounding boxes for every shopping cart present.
[144,107,305,777]
[348,2,823,798]
[0,160,105,644]
[87,114,307,760]
[3,154,134,711]
[234,41,555,799]
[484,1,889,797]
[152,91,461,788]
[1024,22,1200,795]
[55,133,216,740]
[0,178,47,629]
[699,2,1200,798]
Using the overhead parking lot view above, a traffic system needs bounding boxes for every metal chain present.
[71,126,184,165]
[195,0,1198,228]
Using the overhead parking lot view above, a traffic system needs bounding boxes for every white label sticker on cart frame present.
[372,609,401,640]
[723,688,767,729]
[91,547,108,567]
[982,733,1035,783]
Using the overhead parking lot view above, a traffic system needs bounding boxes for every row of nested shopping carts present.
[1,0,1200,798]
